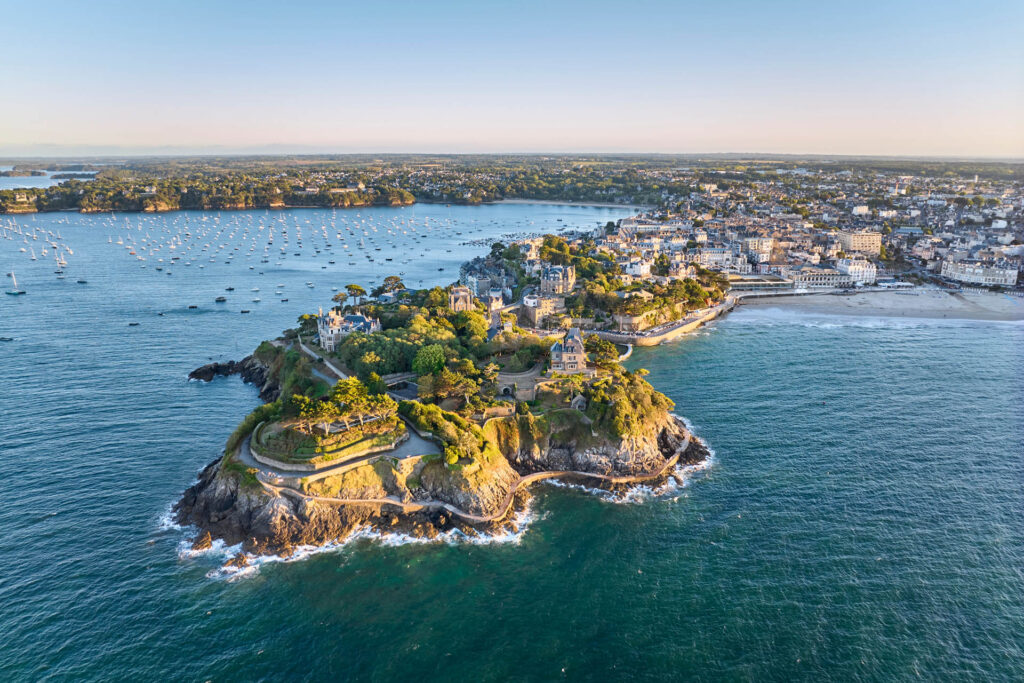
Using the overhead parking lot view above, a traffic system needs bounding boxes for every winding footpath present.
[245,427,692,525]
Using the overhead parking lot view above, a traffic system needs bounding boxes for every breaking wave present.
[165,498,543,581]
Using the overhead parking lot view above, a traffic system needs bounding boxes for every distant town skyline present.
[3,0,1022,158]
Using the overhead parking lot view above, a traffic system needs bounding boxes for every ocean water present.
[2,207,1023,681]
[0,166,69,191]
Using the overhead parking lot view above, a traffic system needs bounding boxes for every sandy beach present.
[738,290,1024,321]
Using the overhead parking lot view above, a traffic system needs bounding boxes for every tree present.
[331,291,348,309]
[585,334,619,367]
[345,284,367,302]
[372,275,405,297]
[412,344,446,376]
[424,286,447,309]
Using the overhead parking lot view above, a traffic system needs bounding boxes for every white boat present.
[6,271,26,295]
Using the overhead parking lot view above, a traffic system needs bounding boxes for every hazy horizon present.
[1,147,1022,163]
[4,0,1022,157]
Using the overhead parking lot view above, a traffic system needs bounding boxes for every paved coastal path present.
[244,428,692,525]
[238,431,438,481]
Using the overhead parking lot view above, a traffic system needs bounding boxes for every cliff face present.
[178,355,707,558]
[176,459,377,554]
[418,457,520,516]
[496,409,693,476]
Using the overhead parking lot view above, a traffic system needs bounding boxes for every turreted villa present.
[316,308,381,351]
[540,264,576,295]
[550,327,587,374]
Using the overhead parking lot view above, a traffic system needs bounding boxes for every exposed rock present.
[176,395,704,557]
[224,552,248,569]
[505,412,690,477]
[188,355,277,401]
[191,530,212,551]
[175,455,377,555]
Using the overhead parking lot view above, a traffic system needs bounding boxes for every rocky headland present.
[176,350,710,558]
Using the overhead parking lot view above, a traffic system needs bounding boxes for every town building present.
[838,230,882,255]
[523,294,564,327]
[316,309,382,351]
[540,264,576,294]
[486,287,504,312]
[784,266,853,289]
[550,328,586,374]
[940,259,1018,286]
[836,258,878,285]
[448,285,473,312]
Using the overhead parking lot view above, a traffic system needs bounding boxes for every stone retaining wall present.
[251,429,410,472]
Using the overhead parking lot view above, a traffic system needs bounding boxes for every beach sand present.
[739,290,1024,321]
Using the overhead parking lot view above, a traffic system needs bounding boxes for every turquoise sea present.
[1,205,1022,681]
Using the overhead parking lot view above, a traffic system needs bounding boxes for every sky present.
[1,0,1022,158]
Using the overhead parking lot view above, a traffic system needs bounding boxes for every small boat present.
[128,322,140,327]
[0,337,13,342]
[225,287,235,291]
[77,279,88,284]
[280,298,288,302]
[215,296,227,303]
[188,305,198,310]
[6,272,26,296]
[240,310,250,314]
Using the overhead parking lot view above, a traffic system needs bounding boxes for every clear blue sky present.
[2,0,1021,157]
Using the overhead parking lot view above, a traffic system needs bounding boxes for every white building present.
[784,266,853,289]
[940,260,1018,286]
[744,237,774,263]
[836,258,877,285]
[316,309,381,351]
[838,230,882,255]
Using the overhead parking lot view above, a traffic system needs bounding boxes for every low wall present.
[288,452,431,487]
[251,429,410,473]
[590,300,734,346]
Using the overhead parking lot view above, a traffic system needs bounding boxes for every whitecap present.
[156,503,185,532]
[186,498,543,581]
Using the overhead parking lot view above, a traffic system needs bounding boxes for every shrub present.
[225,400,282,454]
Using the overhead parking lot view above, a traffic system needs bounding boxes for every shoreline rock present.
[189,355,278,401]
[174,414,710,559]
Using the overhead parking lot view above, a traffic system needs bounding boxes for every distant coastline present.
[497,198,649,210]
[0,197,645,215]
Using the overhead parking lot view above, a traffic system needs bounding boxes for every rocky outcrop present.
[189,355,278,401]
[502,411,691,477]
[418,457,521,517]
[175,457,380,555]
[176,413,708,558]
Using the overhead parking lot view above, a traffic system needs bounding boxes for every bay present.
[1,205,1022,681]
